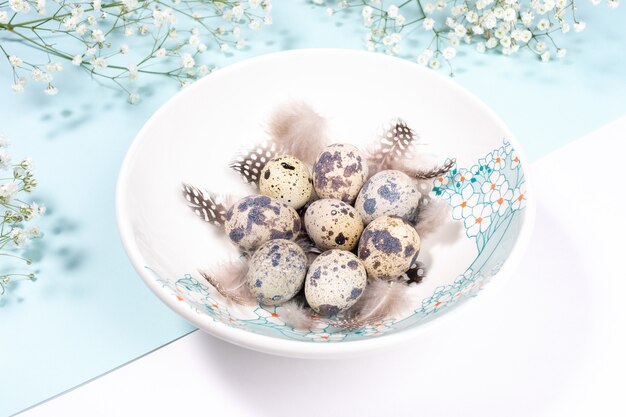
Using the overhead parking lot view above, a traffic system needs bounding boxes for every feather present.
[333,279,414,330]
[294,231,322,265]
[182,183,233,227]
[405,261,427,285]
[199,258,257,306]
[229,141,280,186]
[267,101,329,166]
[277,299,318,331]
[414,198,451,239]
[393,158,457,180]
[367,118,418,175]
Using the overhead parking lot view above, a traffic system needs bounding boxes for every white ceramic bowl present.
[116,49,535,359]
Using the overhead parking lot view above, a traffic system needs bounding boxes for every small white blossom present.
[541,51,550,62]
[232,5,244,21]
[476,42,486,53]
[9,56,23,67]
[197,43,207,53]
[76,24,87,36]
[127,64,138,80]
[503,7,516,21]
[0,150,11,170]
[423,18,435,30]
[0,11,8,23]
[249,19,261,29]
[486,37,498,48]
[387,4,399,18]
[85,47,97,56]
[443,47,456,59]
[124,27,135,37]
[26,226,42,239]
[428,58,440,69]
[574,22,586,32]
[36,0,46,14]
[155,48,167,58]
[535,41,547,52]
[91,29,105,43]
[9,0,31,13]
[608,0,618,7]
[87,15,97,26]
[556,48,567,58]
[120,44,130,54]
[181,53,195,69]
[92,57,108,69]
[395,15,406,26]
[92,0,102,10]
[0,136,9,148]
[128,93,140,104]
[423,2,435,13]
[536,18,550,31]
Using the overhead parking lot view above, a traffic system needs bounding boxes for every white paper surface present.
[19,116,626,417]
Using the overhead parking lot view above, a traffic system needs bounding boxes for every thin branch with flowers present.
[0,0,273,102]
[0,134,45,297]
[315,0,619,74]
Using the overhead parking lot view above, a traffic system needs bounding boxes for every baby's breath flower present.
[541,51,551,61]
[120,44,130,54]
[181,52,195,69]
[443,47,457,59]
[574,21,586,32]
[556,48,567,58]
[72,55,83,65]
[476,42,486,53]
[0,11,9,23]
[9,56,23,67]
[387,4,399,18]
[44,85,59,95]
[428,57,441,69]
[423,18,435,30]
[129,92,140,104]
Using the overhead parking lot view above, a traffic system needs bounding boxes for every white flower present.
[536,18,550,31]
[76,24,87,36]
[188,34,200,46]
[0,182,18,198]
[45,62,63,72]
[197,43,207,53]
[249,19,261,30]
[11,83,24,93]
[44,85,58,96]
[423,2,435,13]
[608,0,619,8]
[486,37,498,48]
[451,185,479,219]
[92,57,108,69]
[520,29,532,43]
[155,48,167,58]
[9,0,31,13]
[490,181,513,215]
[476,42,486,53]
[503,7,516,21]
[31,202,46,216]
[181,53,195,69]
[249,0,261,7]
[521,11,534,26]
[491,149,506,170]
[428,58,440,69]
[535,41,547,52]
[387,4,399,18]
[87,15,97,26]
[91,29,105,43]
[464,204,492,236]
[511,182,527,210]
[0,11,8,23]
[85,47,97,56]
[0,150,11,169]
[443,47,456,60]
[127,64,138,80]
[574,22,586,32]
[36,0,46,14]
[232,5,244,21]
[26,226,42,239]
[0,136,9,148]
[395,14,406,26]
[423,18,435,30]
[436,0,447,10]
[124,27,135,37]
[556,48,567,58]
[9,56,23,67]
[128,93,140,104]
[92,0,102,10]
[120,44,130,54]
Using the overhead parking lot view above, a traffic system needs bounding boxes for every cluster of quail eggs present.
[223,143,422,315]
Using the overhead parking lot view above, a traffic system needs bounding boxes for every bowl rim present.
[115,48,536,359]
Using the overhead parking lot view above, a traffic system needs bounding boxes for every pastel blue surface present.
[1,1,625,415]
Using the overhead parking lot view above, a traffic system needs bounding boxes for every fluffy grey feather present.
[294,231,322,265]
[392,158,457,180]
[414,198,451,239]
[333,278,414,330]
[267,101,329,166]
[367,118,418,175]
[199,258,257,306]
[277,299,318,331]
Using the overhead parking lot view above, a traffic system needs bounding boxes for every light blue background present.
[1,1,625,415]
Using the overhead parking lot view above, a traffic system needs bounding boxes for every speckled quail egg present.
[259,155,313,209]
[355,170,421,225]
[304,199,364,251]
[224,195,301,251]
[312,143,369,204]
[304,250,367,315]
[246,239,308,306]
[358,216,420,279]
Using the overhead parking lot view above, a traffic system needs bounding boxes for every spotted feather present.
[229,141,279,186]
[181,183,230,227]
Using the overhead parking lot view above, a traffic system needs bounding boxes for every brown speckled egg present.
[224,195,301,251]
[312,143,369,204]
[246,239,308,306]
[304,198,364,251]
[358,216,420,279]
[304,250,367,315]
[259,155,313,209]
[355,170,421,225]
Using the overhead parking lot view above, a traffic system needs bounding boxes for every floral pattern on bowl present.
[148,138,527,343]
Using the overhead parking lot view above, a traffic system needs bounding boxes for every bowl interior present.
[117,49,531,354]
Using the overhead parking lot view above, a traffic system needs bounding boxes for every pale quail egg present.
[304,250,367,315]
[358,216,420,279]
[224,195,301,251]
[246,239,308,306]
[355,170,421,225]
[312,143,369,204]
[304,199,364,251]
[259,155,313,209]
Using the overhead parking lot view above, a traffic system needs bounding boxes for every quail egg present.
[312,143,369,204]
[304,250,367,315]
[224,195,301,251]
[259,155,313,209]
[358,216,420,279]
[304,199,364,251]
[355,170,421,225]
[246,239,308,306]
